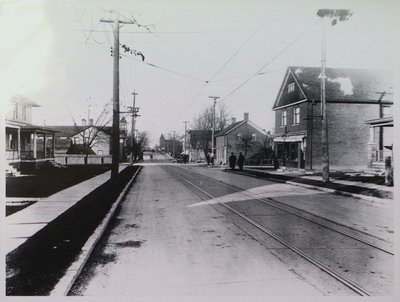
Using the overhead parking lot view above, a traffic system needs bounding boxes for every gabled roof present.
[215,121,246,136]
[49,125,114,137]
[273,66,393,109]
[216,120,266,137]
[49,126,90,137]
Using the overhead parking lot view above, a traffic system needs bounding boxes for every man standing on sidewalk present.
[238,152,245,171]
[229,152,237,170]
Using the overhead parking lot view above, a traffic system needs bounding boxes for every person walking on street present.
[238,152,245,171]
[206,153,211,166]
[229,152,237,170]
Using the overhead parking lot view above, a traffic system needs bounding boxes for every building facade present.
[5,96,57,172]
[272,66,393,171]
[215,113,266,165]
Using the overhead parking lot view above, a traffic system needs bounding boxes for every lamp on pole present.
[317,9,352,183]
[209,96,219,158]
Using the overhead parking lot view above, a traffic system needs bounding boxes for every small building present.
[272,66,393,171]
[5,96,57,172]
[187,129,212,162]
[50,117,128,159]
[215,113,267,165]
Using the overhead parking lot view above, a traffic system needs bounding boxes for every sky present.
[1,0,399,146]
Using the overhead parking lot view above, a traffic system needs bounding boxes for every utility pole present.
[183,121,189,154]
[317,9,352,183]
[209,96,219,158]
[130,91,139,164]
[172,131,176,157]
[100,14,136,180]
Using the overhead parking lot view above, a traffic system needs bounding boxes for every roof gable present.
[273,66,393,109]
[216,120,266,137]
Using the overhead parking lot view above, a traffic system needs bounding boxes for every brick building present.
[272,66,393,171]
[215,113,266,165]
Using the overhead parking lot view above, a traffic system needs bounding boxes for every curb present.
[286,181,389,204]
[50,165,143,296]
[225,169,390,203]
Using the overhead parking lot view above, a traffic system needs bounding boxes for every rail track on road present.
[165,165,394,296]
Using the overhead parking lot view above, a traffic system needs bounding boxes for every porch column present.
[369,126,375,143]
[52,134,55,158]
[367,126,377,168]
[298,142,301,169]
[43,133,47,157]
[33,132,37,159]
[17,128,21,159]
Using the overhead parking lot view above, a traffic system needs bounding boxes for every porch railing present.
[6,150,19,160]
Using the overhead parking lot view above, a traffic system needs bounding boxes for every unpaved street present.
[70,163,393,297]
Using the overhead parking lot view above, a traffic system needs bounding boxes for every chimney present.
[244,112,249,121]
[81,118,86,126]
[231,117,236,124]
[89,118,94,126]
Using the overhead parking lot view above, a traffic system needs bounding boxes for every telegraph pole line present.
[131,91,138,164]
[209,96,219,158]
[100,15,136,180]
[183,121,189,154]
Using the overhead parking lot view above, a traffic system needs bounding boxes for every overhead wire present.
[221,21,317,101]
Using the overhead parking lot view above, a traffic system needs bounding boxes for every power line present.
[221,22,316,101]
[206,19,270,83]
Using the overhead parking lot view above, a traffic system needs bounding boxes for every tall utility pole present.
[183,121,189,154]
[100,14,136,180]
[130,91,139,164]
[209,96,219,157]
[317,9,352,183]
[172,131,176,156]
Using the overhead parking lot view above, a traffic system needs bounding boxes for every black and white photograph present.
[1,0,399,300]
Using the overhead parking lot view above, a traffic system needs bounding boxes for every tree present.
[235,129,263,160]
[126,131,150,161]
[67,102,113,160]
[192,103,231,157]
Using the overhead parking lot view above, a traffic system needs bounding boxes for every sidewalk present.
[227,167,393,202]
[5,165,127,254]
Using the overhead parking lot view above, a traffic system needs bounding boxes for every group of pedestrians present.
[229,152,245,171]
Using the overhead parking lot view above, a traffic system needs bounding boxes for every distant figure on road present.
[229,152,237,170]
[210,153,215,166]
[238,152,245,171]
[206,153,211,166]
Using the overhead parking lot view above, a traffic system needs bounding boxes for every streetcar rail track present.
[166,165,393,296]
[174,166,393,255]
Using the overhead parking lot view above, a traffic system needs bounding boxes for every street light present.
[317,9,352,182]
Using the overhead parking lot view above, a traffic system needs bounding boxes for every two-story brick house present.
[272,66,393,171]
[215,113,267,165]
[5,95,57,172]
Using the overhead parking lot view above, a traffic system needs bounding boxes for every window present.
[74,137,79,144]
[281,110,287,127]
[293,106,300,125]
[236,133,242,141]
[22,105,27,121]
[382,105,392,118]
[251,133,257,141]
[288,83,295,93]
[13,103,18,120]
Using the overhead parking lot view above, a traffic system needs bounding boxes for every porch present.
[365,117,393,172]
[6,123,57,165]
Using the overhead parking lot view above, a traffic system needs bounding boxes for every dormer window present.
[288,83,295,93]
